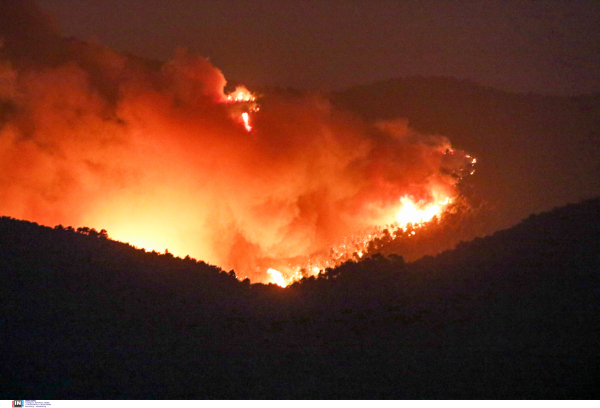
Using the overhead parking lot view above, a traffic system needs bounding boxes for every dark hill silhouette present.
[2,198,600,398]
[332,77,600,238]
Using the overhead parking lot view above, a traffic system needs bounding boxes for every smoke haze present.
[0,2,472,282]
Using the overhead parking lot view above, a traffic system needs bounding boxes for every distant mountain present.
[332,77,600,236]
[2,198,599,398]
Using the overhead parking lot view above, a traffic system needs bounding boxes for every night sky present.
[36,0,600,95]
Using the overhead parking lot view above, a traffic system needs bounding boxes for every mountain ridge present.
[2,198,599,398]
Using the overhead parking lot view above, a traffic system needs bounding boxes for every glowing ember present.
[267,268,287,287]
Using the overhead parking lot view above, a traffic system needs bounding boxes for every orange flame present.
[226,86,256,103]
[267,268,287,287]
[226,86,257,132]
[0,42,478,286]
[241,112,252,132]
[395,196,451,230]
[260,191,462,285]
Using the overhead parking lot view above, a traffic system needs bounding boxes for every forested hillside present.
[2,198,600,398]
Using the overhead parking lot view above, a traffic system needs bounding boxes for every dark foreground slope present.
[2,199,600,398]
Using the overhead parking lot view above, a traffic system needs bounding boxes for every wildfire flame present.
[396,196,451,230]
[241,112,252,132]
[0,34,478,286]
[226,86,258,132]
[267,268,287,287]
[226,86,256,103]
[263,190,467,286]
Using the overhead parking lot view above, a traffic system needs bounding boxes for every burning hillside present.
[0,5,475,283]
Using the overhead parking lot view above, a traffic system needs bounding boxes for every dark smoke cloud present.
[0,1,70,68]
[0,2,471,282]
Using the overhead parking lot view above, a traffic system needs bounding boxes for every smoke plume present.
[0,3,472,282]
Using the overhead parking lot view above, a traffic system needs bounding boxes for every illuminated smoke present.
[0,3,474,284]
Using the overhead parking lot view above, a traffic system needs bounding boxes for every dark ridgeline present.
[1,197,599,398]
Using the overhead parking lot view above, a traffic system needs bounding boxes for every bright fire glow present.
[226,86,256,103]
[242,112,252,132]
[256,193,461,286]
[267,268,287,287]
[395,196,451,229]
[0,41,479,286]
[226,86,257,132]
